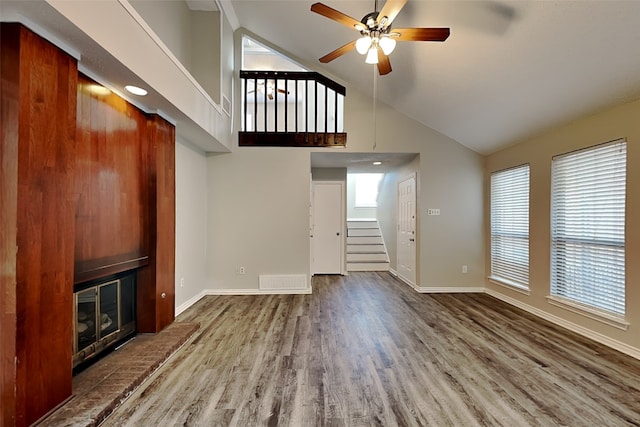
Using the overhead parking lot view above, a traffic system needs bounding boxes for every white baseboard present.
[416,286,485,293]
[388,269,421,291]
[485,288,640,361]
[175,286,312,317]
[175,290,208,317]
[206,287,312,296]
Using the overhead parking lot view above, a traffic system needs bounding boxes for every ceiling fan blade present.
[311,3,363,31]
[377,51,392,75]
[319,40,357,63]
[393,28,450,42]
[378,0,408,29]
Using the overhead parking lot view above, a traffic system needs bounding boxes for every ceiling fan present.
[247,80,289,100]
[311,0,450,75]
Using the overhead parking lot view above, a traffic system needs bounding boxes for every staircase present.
[347,220,390,272]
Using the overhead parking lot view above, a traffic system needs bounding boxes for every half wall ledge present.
[239,131,346,147]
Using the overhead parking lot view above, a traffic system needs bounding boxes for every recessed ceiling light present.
[373,161,382,165]
[124,85,148,96]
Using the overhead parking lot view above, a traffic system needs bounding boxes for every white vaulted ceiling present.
[3,0,640,155]
[228,0,640,154]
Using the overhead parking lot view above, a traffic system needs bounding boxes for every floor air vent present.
[259,274,307,291]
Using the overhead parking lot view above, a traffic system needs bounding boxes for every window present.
[490,164,530,290]
[354,173,384,208]
[551,139,626,317]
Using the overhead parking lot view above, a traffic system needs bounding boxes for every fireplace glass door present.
[74,279,121,355]
[73,273,136,369]
[99,280,119,338]
[76,288,97,353]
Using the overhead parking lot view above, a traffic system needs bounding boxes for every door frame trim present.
[396,173,417,287]
[310,180,346,276]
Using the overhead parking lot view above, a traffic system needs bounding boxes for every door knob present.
[336,232,340,236]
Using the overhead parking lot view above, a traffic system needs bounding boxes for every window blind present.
[551,139,626,316]
[490,164,530,288]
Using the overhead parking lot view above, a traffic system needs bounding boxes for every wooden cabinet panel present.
[1,24,21,427]
[137,116,175,333]
[74,76,149,281]
[1,24,77,427]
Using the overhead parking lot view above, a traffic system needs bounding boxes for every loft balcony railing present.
[239,70,346,147]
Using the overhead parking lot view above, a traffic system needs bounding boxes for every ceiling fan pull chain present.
[373,64,378,151]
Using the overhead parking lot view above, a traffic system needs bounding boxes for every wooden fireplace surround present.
[1,24,176,427]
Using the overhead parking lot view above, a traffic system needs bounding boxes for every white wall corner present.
[175,290,208,317]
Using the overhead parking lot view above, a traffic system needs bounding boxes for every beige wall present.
[212,29,486,292]
[221,12,234,107]
[311,168,347,181]
[191,11,221,102]
[175,141,209,311]
[343,88,484,289]
[130,1,223,104]
[130,0,193,66]
[485,97,640,352]
[377,157,421,274]
[207,149,312,290]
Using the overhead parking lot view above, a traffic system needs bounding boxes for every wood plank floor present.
[102,272,640,426]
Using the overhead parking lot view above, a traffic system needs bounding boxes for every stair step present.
[347,261,390,272]
[348,228,381,237]
[347,220,378,229]
[347,236,383,244]
[346,220,388,271]
[347,244,385,253]
[347,253,389,262]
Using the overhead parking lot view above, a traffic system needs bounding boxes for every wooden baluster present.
[314,81,318,143]
[263,78,267,132]
[325,84,328,142]
[336,90,339,134]
[253,78,258,133]
[284,78,288,132]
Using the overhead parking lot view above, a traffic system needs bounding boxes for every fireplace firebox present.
[73,271,136,369]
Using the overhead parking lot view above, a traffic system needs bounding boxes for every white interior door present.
[397,175,416,286]
[311,181,344,274]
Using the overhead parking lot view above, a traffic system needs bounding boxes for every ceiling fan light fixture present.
[379,36,396,55]
[356,35,372,55]
[311,1,450,75]
[365,46,379,64]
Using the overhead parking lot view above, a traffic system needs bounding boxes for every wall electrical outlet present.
[462,265,468,274]
[238,267,246,275]
[180,277,185,287]
[427,209,441,216]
